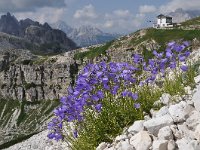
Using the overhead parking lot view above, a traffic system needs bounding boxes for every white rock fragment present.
[192,87,200,112]
[114,135,128,142]
[186,99,194,106]
[96,142,108,150]
[144,114,151,121]
[167,140,176,150]
[143,114,173,136]
[155,106,169,118]
[195,124,200,142]
[150,109,157,118]
[127,120,144,134]
[130,131,152,150]
[170,125,183,139]
[158,126,173,140]
[178,123,195,140]
[176,138,200,150]
[152,140,168,150]
[104,146,115,150]
[186,110,200,130]
[160,93,171,105]
[194,75,200,83]
[115,140,135,150]
[168,101,194,123]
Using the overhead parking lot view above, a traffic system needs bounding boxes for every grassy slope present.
[181,16,200,26]
[130,28,200,51]
[74,40,114,61]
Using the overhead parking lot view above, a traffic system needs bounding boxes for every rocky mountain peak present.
[51,20,73,34]
[19,18,40,29]
[0,12,77,54]
[76,25,103,35]
[0,12,20,36]
[43,22,52,30]
[51,21,120,47]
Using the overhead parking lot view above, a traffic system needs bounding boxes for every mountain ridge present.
[51,21,120,47]
[0,12,77,55]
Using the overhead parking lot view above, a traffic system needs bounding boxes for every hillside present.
[73,18,200,64]
[181,16,200,28]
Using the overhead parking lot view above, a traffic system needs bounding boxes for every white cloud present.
[132,13,145,27]
[113,9,131,18]
[159,0,200,13]
[0,0,66,12]
[15,7,66,24]
[73,4,98,19]
[139,5,157,14]
[102,10,145,33]
[104,20,114,28]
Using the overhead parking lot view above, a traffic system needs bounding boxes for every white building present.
[153,14,174,28]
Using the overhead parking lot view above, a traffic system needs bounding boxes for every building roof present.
[157,14,172,19]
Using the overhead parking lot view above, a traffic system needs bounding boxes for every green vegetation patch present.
[145,29,200,45]
[130,28,200,49]
[74,40,114,61]
[32,56,49,65]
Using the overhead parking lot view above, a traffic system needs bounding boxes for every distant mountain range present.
[51,21,120,47]
[0,12,77,55]
[169,8,200,23]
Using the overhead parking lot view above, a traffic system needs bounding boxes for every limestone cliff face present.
[1,64,68,101]
[0,50,79,101]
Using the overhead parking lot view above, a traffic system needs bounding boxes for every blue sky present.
[0,0,199,34]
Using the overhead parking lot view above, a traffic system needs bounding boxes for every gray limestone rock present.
[176,138,200,150]
[130,131,152,150]
[143,114,174,136]
[97,142,109,150]
[158,126,173,140]
[114,135,128,142]
[192,86,200,112]
[194,124,200,142]
[155,106,169,118]
[127,120,144,134]
[167,140,176,150]
[152,140,168,150]
[160,93,171,105]
[168,101,194,123]
[115,139,135,150]
[186,110,200,130]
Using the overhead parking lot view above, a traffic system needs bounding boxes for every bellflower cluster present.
[132,41,191,85]
[48,61,140,140]
[48,41,191,141]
